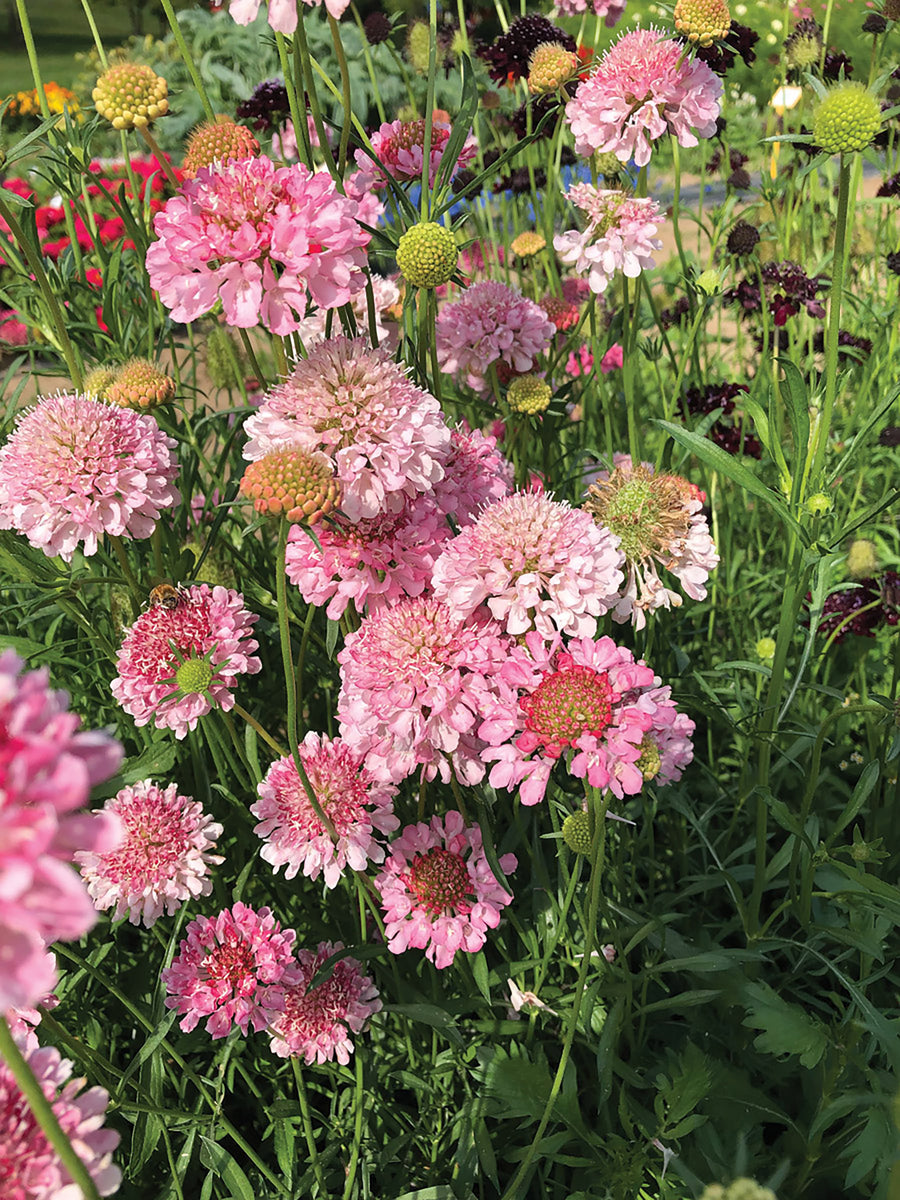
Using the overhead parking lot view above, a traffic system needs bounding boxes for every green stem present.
[276,32,310,169]
[138,126,181,191]
[158,0,215,120]
[342,1052,365,1200]
[78,0,108,65]
[328,15,353,175]
[294,15,340,183]
[232,701,288,758]
[812,156,852,483]
[0,1015,103,1200]
[292,1059,328,1193]
[419,0,439,219]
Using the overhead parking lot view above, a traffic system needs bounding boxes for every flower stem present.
[231,701,288,757]
[328,15,353,175]
[291,1058,327,1192]
[158,0,215,120]
[138,125,181,191]
[812,156,852,483]
[0,1014,103,1200]
[342,1052,365,1200]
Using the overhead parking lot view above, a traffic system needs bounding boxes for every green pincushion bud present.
[507,375,552,415]
[813,83,882,156]
[396,222,458,289]
[561,812,593,855]
[176,657,213,694]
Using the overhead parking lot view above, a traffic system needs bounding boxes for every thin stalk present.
[78,0,109,65]
[0,1015,102,1200]
[294,15,340,183]
[349,4,386,123]
[342,1052,365,1200]
[419,0,439,219]
[158,0,215,120]
[232,701,288,758]
[138,126,181,191]
[276,32,310,169]
[291,1059,328,1193]
[328,15,353,174]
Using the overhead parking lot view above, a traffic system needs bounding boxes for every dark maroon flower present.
[510,94,562,140]
[494,166,546,194]
[817,581,882,641]
[696,20,759,74]
[887,252,900,276]
[877,172,900,198]
[811,330,873,360]
[478,16,575,84]
[727,167,752,190]
[822,50,853,81]
[726,220,760,257]
[236,80,291,132]
[863,14,888,34]
[660,295,691,329]
[725,279,762,313]
[879,425,900,446]
[682,381,748,418]
[363,11,393,44]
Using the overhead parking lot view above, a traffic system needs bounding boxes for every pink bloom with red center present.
[436,282,555,394]
[146,156,369,336]
[243,336,450,521]
[583,454,719,629]
[267,940,381,1063]
[111,584,261,739]
[354,117,477,191]
[541,294,581,332]
[337,598,511,786]
[431,425,514,526]
[0,650,123,1012]
[431,491,624,639]
[374,811,516,969]
[252,734,399,888]
[555,185,663,295]
[161,902,302,1038]
[0,1026,121,1198]
[554,0,626,23]
[565,28,722,166]
[229,0,349,37]
[75,780,224,927]
[479,632,684,805]
[0,393,179,562]
[285,493,451,620]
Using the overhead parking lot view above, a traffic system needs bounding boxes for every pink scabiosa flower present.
[146,156,369,336]
[354,117,477,191]
[566,344,594,378]
[431,425,514,526]
[0,1026,121,1198]
[583,455,719,629]
[553,0,626,25]
[601,343,624,373]
[243,337,450,521]
[252,735,399,887]
[0,392,179,562]
[75,780,223,927]
[110,584,261,739]
[374,811,516,969]
[431,491,624,639]
[161,902,301,1038]
[337,598,511,786]
[479,632,690,805]
[267,941,381,1063]
[0,650,123,1012]
[285,493,451,620]
[436,281,555,394]
[565,28,723,166]
[229,0,349,37]
[554,185,663,295]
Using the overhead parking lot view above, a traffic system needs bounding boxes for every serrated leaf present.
[741,980,828,1068]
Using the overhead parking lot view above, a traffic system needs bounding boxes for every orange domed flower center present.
[407,847,474,916]
[517,661,614,759]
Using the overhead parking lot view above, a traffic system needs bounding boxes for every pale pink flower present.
[0,650,122,1012]
[344,169,386,232]
[161,902,302,1038]
[75,780,223,927]
[565,28,723,166]
[584,455,719,629]
[479,632,688,805]
[243,337,450,521]
[431,425,514,526]
[0,392,179,562]
[111,584,261,739]
[0,1026,121,1198]
[630,685,696,786]
[229,0,349,36]
[507,979,558,1016]
[555,186,662,295]
[337,598,511,786]
[354,117,477,191]
[436,282,555,394]
[431,491,624,639]
[553,0,626,24]
[601,343,624,373]
[146,156,369,335]
[267,941,381,1063]
[252,735,399,888]
[374,811,516,969]
[285,493,451,620]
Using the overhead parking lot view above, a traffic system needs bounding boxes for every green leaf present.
[778,360,811,467]
[326,617,340,659]
[655,1042,711,1133]
[828,760,880,845]
[741,980,828,1069]
[434,53,479,197]
[393,1189,475,1200]
[198,1137,255,1200]
[386,1003,463,1047]
[470,951,491,1003]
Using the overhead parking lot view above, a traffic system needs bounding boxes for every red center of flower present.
[202,941,256,991]
[406,847,474,916]
[518,663,614,759]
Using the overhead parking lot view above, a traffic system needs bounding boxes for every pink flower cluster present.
[436,281,555,393]
[554,0,627,24]
[0,392,179,561]
[146,156,369,335]
[229,0,349,36]
[111,584,261,739]
[479,633,694,806]
[555,185,663,295]
[0,650,123,1011]
[566,28,722,166]
[374,811,516,969]
[355,117,477,190]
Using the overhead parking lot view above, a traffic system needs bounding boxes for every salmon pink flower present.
[355,116,477,190]
[555,185,663,294]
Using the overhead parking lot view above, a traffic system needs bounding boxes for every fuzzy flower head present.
[285,493,452,620]
[243,337,450,521]
[0,651,123,1011]
[553,0,627,25]
[267,941,382,1063]
[436,282,555,394]
[374,811,516,969]
[111,584,261,739]
[228,0,349,37]
[0,392,179,562]
[554,185,663,295]
[75,780,223,928]
[182,116,260,178]
[432,491,624,639]
[252,734,399,888]
[430,425,514,526]
[239,447,342,525]
[0,1026,121,1198]
[584,455,718,629]
[355,117,477,191]
[146,156,369,336]
[565,28,723,166]
[161,902,302,1038]
[479,632,693,805]
[337,598,512,786]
